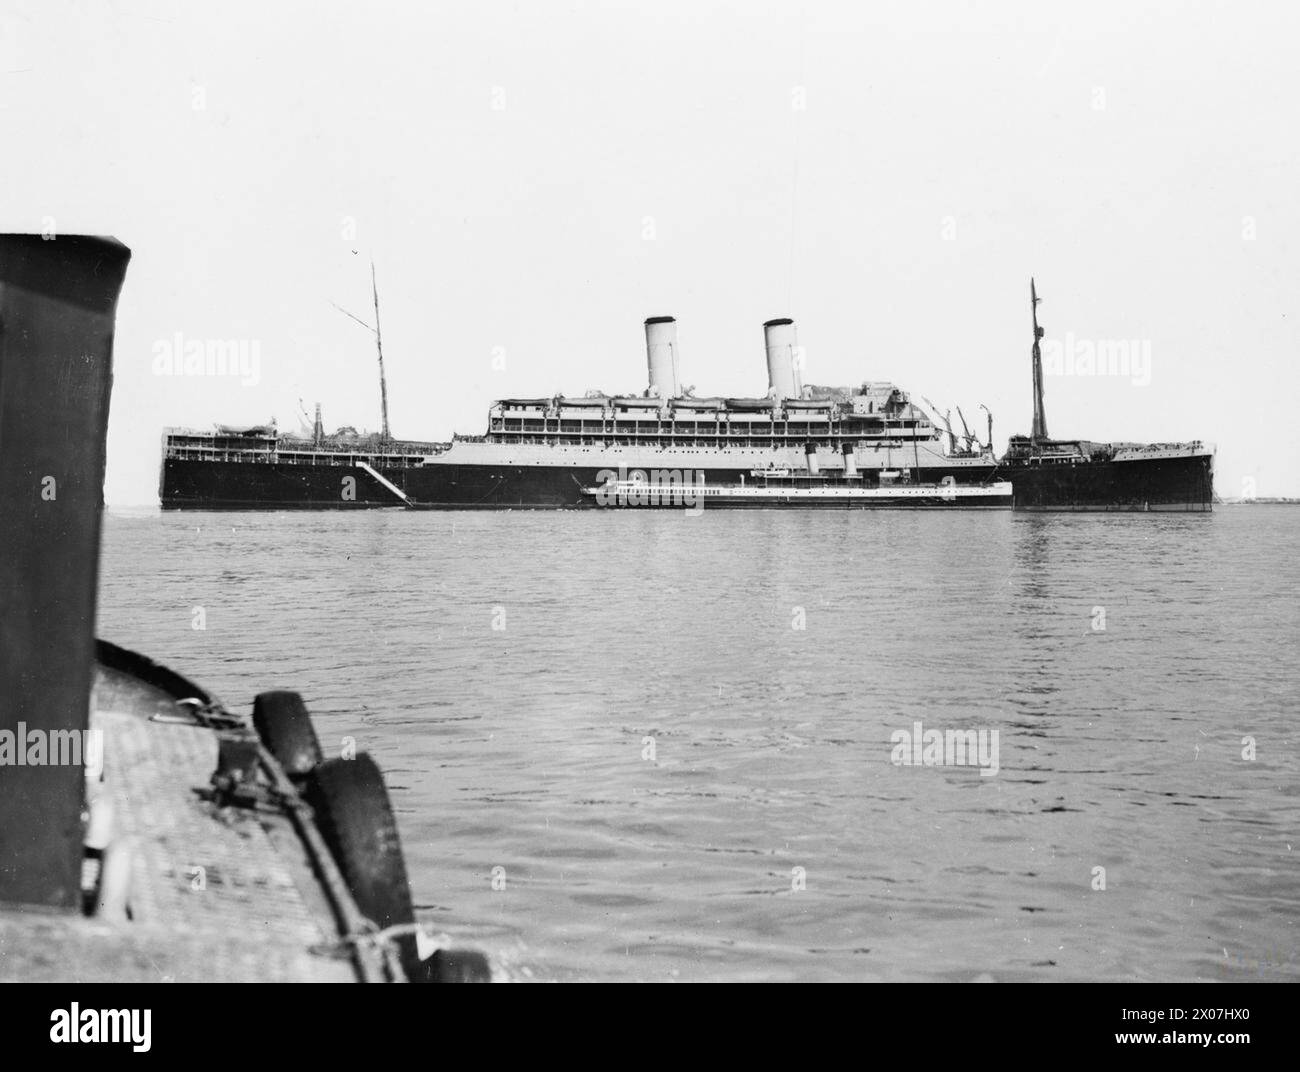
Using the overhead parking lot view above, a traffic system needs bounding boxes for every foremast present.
[1030,278,1048,443]
[371,259,390,443]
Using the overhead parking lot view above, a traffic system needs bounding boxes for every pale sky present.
[2,0,1296,501]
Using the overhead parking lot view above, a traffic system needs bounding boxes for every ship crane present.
[921,396,958,454]
[979,403,993,455]
[955,406,978,454]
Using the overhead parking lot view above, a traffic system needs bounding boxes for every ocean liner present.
[160,312,1008,510]
[996,281,1214,511]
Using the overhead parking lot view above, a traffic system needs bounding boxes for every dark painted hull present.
[1001,452,1214,512]
[159,458,1004,510]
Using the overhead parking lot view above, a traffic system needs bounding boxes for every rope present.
[152,698,245,730]
[311,920,439,980]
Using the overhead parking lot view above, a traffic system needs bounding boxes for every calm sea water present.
[97,507,1300,981]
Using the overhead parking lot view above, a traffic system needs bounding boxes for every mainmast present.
[1030,278,1048,443]
[371,259,390,443]
[328,263,392,443]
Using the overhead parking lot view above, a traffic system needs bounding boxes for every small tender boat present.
[584,442,1012,509]
[584,474,1013,509]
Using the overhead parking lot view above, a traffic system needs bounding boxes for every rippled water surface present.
[98,507,1300,981]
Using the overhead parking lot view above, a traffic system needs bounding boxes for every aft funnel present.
[764,318,801,400]
[644,316,678,398]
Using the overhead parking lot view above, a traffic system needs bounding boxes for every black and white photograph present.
[0,0,1295,1036]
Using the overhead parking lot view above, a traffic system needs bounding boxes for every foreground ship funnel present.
[0,234,131,909]
[644,316,679,398]
[764,318,801,400]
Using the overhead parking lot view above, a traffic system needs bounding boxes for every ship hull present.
[160,457,1004,510]
[1002,451,1214,512]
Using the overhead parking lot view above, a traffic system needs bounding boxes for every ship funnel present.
[764,318,802,400]
[644,316,679,398]
[804,441,820,475]
[843,441,858,478]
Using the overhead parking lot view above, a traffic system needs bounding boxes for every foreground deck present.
[0,661,359,983]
